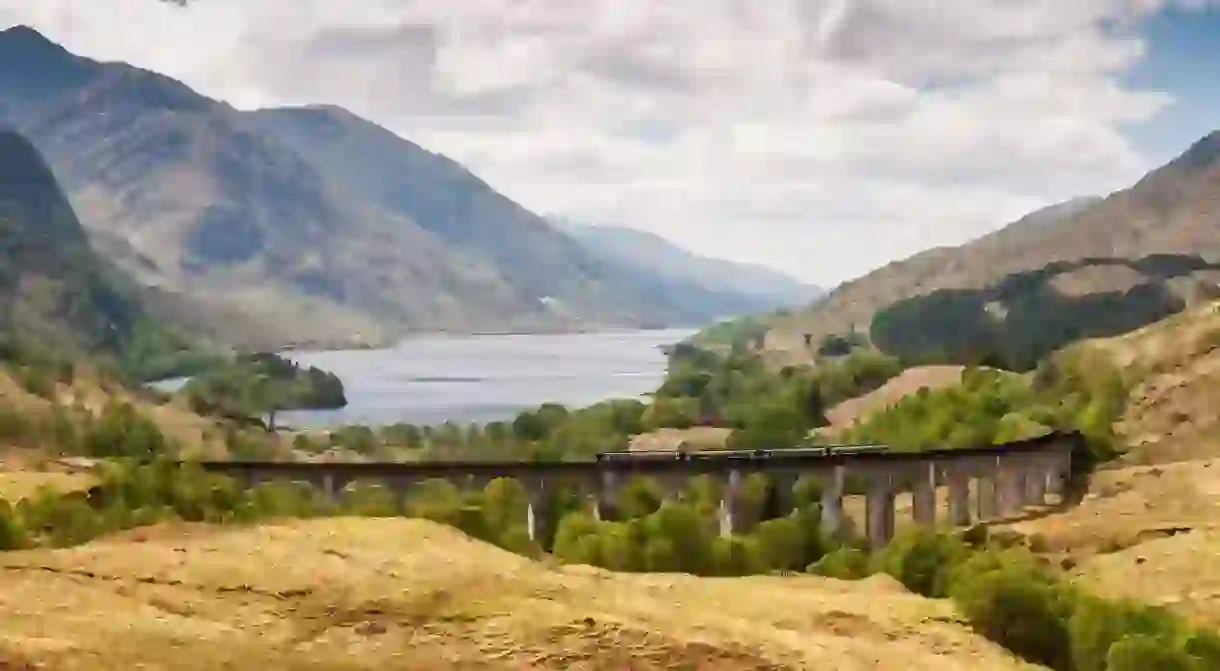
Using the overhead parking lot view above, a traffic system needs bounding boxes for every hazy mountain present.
[0,26,750,348]
[556,220,819,310]
[762,133,1220,357]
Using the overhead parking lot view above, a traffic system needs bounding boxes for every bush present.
[949,549,1075,670]
[753,515,806,571]
[1105,635,1197,671]
[876,529,968,598]
[0,499,28,550]
[808,546,872,580]
[710,535,766,576]
[1068,596,1184,671]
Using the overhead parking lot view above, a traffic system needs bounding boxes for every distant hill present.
[556,220,819,311]
[0,129,205,378]
[0,26,759,348]
[759,131,1220,365]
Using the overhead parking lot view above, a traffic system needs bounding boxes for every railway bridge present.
[189,431,1078,548]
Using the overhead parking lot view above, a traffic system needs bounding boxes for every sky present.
[1,1,1219,287]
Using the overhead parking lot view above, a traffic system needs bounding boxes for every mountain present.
[762,134,1220,363]
[0,26,736,349]
[0,128,204,377]
[555,221,819,311]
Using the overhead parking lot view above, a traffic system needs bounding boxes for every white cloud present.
[0,0,1202,285]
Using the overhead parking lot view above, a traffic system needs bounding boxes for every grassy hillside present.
[758,129,1220,363]
[0,518,1033,670]
[0,130,215,380]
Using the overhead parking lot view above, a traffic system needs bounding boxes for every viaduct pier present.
[189,431,1078,548]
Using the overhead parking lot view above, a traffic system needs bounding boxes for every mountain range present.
[0,25,810,350]
[763,129,1220,366]
[553,219,819,312]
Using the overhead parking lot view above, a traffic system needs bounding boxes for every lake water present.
[262,328,697,428]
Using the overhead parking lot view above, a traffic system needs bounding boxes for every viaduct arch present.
[187,431,1078,549]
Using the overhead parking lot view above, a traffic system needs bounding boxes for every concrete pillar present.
[821,465,846,536]
[718,469,743,537]
[1025,464,1047,506]
[321,474,337,501]
[947,471,972,526]
[1044,459,1067,502]
[527,482,548,542]
[998,465,1024,517]
[594,470,619,521]
[911,462,937,528]
[865,474,896,549]
[977,476,997,520]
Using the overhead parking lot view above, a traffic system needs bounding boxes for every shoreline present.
[273,323,704,354]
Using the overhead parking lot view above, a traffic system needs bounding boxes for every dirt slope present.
[823,365,967,433]
[991,303,1220,624]
[0,518,1037,670]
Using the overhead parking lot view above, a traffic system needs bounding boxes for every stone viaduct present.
[189,431,1078,549]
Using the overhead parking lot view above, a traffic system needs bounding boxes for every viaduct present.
[189,431,1078,549]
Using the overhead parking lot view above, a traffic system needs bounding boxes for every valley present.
[3,9,1220,671]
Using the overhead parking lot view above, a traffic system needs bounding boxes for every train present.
[594,443,888,463]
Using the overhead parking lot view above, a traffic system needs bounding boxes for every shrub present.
[808,546,872,580]
[876,529,968,598]
[753,515,806,571]
[552,511,603,565]
[949,549,1074,671]
[0,499,28,550]
[1068,596,1184,671]
[1105,635,1197,671]
[710,535,766,576]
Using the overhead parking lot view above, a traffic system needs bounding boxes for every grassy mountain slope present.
[0,129,210,379]
[557,220,819,311]
[0,517,1032,670]
[0,27,738,346]
[764,131,1220,359]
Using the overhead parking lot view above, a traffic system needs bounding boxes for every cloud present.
[0,0,1202,285]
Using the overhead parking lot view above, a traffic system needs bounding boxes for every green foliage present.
[183,352,346,424]
[875,529,968,598]
[118,319,225,383]
[687,316,770,350]
[653,345,901,445]
[842,353,1130,460]
[867,255,1212,371]
[83,401,169,459]
[949,549,1076,670]
[0,499,28,550]
[808,546,871,580]
[1105,635,1198,671]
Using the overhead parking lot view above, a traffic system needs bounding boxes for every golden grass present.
[0,518,1039,670]
[823,365,967,433]
[1073,529,1220,627]
[0,471,96,502]
[0,363,228,459]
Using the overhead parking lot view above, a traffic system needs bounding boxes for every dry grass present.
[0,363,228,459]
[1072,529,1220,627]
[1075,301,1220,465]
[0,470,96,502]
[629,427,733,452]
[823,365,967,433]
[1002,458,1220,554]
[0,518,1040,671]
